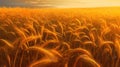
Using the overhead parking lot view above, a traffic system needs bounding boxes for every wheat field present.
[0,7,120,67]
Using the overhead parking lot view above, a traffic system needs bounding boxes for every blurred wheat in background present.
[0,7,120,67]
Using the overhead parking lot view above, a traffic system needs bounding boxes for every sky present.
[0,0,120,8]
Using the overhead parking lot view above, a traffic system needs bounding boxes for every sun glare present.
[51,0,120,8]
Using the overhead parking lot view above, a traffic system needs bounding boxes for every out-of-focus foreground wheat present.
[0,7,120,67]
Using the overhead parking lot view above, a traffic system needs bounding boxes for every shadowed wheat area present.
[0,7,120,67]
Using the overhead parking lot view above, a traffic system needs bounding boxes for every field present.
[0,7,120,67]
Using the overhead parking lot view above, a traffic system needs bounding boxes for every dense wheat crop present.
[0,7,120,67]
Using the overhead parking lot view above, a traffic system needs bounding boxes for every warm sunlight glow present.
[0,0,120,7]
[46,0,120,8]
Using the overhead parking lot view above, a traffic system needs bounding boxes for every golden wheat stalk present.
[27,46,58,62]
[24,24,36,34]
[21,35,41,44]
[43,28,58,40]
[41,40,59,49]
[58,21,64,34]
[29,58,52,67]
[83,41,96,47]
[114,38,120,67]
[50,50,63,61]
[0,48,11,67]
[75,18,82,26]
[0,39,14,48]
[0,26,7,33]
[73,54,100,67]
[12,25,26,39]
[13,49,19,67]
[64,48,92,58]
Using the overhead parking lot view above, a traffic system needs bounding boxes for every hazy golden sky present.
[0,0,120,7]
[48,0,120,7]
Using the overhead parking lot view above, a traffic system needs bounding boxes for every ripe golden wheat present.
[0,7,120,67]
